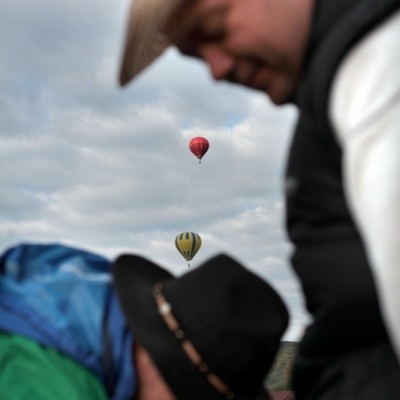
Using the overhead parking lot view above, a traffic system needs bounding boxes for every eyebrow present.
[170,4,228,57]
[190,4,228,37]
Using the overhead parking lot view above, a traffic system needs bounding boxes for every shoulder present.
[330,10,400,141]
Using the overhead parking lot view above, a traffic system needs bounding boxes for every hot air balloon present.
[189,137,209,163]
[175,232,202,267]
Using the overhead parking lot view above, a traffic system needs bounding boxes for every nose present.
[200,45,235,81]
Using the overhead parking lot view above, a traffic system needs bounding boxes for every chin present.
[268,87,294,105]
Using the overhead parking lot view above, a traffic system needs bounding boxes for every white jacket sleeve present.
[330,10,400,362]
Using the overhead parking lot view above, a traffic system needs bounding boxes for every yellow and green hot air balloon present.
[175,232,202,267]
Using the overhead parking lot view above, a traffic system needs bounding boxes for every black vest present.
[285,0,400,359]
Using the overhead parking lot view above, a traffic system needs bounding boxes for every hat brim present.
[119,0,182,86]
[113,254,271,400]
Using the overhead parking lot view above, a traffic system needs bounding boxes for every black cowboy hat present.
[113,253,289,400]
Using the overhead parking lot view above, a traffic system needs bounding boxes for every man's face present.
[134,343,176,400]
[164,0,314,105]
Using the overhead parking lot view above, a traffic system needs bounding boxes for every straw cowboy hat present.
[118,0,183,85]
[113,253,289,400]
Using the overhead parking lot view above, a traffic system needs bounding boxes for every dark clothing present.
[293,341,400,400]
[285,0,400,398]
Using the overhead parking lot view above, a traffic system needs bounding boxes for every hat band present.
[153,283,239,400]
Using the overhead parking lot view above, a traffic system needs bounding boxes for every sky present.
[0,0,310,340]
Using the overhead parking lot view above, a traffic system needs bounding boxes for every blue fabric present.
[104,291,136,399]
[0,243,135,400]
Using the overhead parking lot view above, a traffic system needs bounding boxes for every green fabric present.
[0,331,108,400]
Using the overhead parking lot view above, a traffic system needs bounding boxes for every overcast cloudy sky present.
[0,0,310,340]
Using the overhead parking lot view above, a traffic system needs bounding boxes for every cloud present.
[0,0,308,341]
